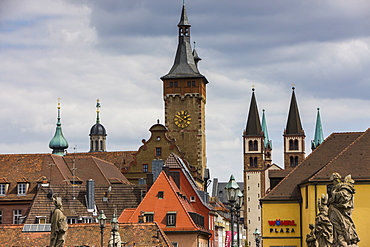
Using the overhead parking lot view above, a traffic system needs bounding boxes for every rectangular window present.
[187,81,196,87]
[13,209,22,224]
[174,81,179,87]
[142,164,148,173]
[17,183,27,196]
[144,213,154,222]
[37,216,47,224]
[67,217,77,224]
[155,147,162,157]
[166,213,177,227]
[0,184,6,196]
[0,210,2,224]
[169,81,173,87]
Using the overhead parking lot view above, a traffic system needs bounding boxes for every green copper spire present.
[311,108,324,150]
[49,98,69,156]
[262,109,272,149]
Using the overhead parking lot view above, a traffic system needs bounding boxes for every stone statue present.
[315,194,333,247]
[328,173,360,246]
[108,224,121,247]
[50,197,68,247]
[306,224,317,247]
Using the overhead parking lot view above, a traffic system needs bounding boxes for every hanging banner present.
[225,231,232,247]
[225,231,237,247]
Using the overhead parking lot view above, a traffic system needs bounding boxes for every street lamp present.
[235,190,243,247]
[98,210,106,247]
[225,175,240,247]
[111,213,119,247]
[253,228,261,247]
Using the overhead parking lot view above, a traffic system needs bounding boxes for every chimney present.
[162,166,170,177]
[146,173,154,191]
[169,171,180,189]
[86,179,95,212]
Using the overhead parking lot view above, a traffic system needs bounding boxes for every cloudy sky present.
[1,0,369,184]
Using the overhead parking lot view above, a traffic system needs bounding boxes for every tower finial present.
[96,99,101,124]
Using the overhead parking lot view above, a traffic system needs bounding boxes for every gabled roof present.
[310,128,370,182]
[262,131,364,201]
[25,183,144,224]
[119,171,209,233]
[67,151,136,172]
[0,153,131,202]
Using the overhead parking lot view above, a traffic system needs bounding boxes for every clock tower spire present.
[161,4,209,189]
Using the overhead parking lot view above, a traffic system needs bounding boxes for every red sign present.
[268,219,296,226]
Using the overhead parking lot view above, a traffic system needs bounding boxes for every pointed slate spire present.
[192,41,202,67]
[285,87,304,135]
[311,108,324,150]
[245,88,262,136]
[49,98,69,156]
[161,4,207,82]
[262,109,272,149]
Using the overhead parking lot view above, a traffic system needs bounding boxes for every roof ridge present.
[309,128,369,181]
[91,156,110,184]
[164,172,199,229]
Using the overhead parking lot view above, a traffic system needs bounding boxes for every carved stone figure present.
[108,224,121,247]
[315,194,333,247]
[328,173,360,246]
[306,223,317,247]
[50,197,68,247]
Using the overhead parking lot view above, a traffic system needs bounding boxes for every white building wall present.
[246,171,262,247]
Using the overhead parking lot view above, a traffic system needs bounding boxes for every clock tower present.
[160,4,209,188]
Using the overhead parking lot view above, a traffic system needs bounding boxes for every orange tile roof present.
[119,171,208,233]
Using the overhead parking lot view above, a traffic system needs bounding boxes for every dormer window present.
[17,183,28,196]
[0,184,9,196]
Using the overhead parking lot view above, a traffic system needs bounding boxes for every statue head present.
[330,172,342,184]
[309,223,315,230]
[53,197,63,209]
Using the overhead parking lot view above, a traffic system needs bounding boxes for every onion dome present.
[49,98,69,156]
[89,99,107,136]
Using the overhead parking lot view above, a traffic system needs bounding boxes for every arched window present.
[250,157,258,167]
[95,140,99,151]
[100,140,104,151]
[289,139,299,150]
[248,140,258,151]
[290,156,299,167]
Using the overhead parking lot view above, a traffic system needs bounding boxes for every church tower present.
[283,87,305,168]
[89,99,107,152]
[160,4,209,187]
[49,98,68,156]
[243,88,265,171]
[243,88,273,246]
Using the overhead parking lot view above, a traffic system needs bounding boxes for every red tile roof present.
[0,222,172,247]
